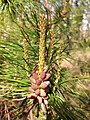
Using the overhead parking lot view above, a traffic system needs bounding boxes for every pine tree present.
[0,0,90,119]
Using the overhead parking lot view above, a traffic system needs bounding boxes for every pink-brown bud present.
[30,77,36,83]
[43,65,48,72]
[40,81,50,89]
[31,84,38,90]
[27,93,37,99]
[40,72,46,79]
[42,96,48,100]
[32,73,38,80]
[28,87,34,92]
[36,80,42,85]
[44,73,51,80]
[44,99,48,105]
[35,89,40,95]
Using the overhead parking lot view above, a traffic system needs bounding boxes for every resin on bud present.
[37,96,42,104]
[40,89,46,97]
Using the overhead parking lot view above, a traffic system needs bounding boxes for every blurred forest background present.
[0,0,90,120]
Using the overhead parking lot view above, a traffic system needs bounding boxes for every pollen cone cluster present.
[49,26,55,62]
[39,15,45,75]
[28,65,51,107]
[28,15,51,113]
[57,42,64,81]
[23,39,29,78]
